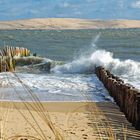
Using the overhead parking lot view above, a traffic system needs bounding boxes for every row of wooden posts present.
[0,46,30,72]
[95,66,140,130]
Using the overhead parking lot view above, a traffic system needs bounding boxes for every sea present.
[0,29,140,102]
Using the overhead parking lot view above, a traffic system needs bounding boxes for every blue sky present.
[0,0,140,20]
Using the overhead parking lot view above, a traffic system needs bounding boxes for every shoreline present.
[0,101,113,112]
[0,99,112,103]
[0,27,140,31]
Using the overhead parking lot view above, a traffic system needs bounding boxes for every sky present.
[0,0,140,20]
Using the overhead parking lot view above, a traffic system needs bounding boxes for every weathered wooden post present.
[95,66,140,130]
[135,94,140,130]
[0,46,31,72]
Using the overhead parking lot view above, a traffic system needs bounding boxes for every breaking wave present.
[51,49,140,75]
[51,34,140,89]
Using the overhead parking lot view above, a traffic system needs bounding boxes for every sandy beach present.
[0,101,140,140]
[0,18,140,30]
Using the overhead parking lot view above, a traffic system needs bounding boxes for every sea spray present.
[51,33,102,74]
[52,48,140,89]
[0,29,140,102]
[51,49,140,74]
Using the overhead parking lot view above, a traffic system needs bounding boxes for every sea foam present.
[51,34,140,89]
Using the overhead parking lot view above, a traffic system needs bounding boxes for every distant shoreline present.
[0,18,140,30]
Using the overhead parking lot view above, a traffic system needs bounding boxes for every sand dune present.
[0,18,140,29]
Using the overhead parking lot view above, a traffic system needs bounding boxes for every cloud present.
[63,2,70,8]
[58,2,79,9]
[118,0,124,8]
[132,0,140,8]
[86,0,95,2]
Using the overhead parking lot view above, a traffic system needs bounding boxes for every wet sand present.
[0,101,140,140]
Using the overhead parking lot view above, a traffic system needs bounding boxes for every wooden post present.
[95,66,140,130]
[0,46,31,72]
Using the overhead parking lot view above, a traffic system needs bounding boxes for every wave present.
[51,33,140,89]
[51,49,140,89]
[51,49,140,75]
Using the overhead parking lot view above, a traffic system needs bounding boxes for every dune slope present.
[0,18,140,29]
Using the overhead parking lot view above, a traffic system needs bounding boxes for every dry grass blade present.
[1,46,140,140]
[0,46,64,140]
[5,73,64,140]
[13,73,64,140]
[82,93,115,139]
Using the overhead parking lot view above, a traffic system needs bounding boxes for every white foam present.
[1,33,139,102]
[52,49,140,89]
[0,72,111,102]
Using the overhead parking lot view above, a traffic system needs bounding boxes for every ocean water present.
[0,29,140,102]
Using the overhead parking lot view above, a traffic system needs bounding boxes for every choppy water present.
[0,29,140,101]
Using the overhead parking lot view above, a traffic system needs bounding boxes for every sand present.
[0,101,140,140]
[0,18,140,30]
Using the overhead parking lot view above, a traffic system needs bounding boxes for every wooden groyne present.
[0,46,30,72]
[95,66,140,130]
[0,46,30,57]
[0,56,15,72]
